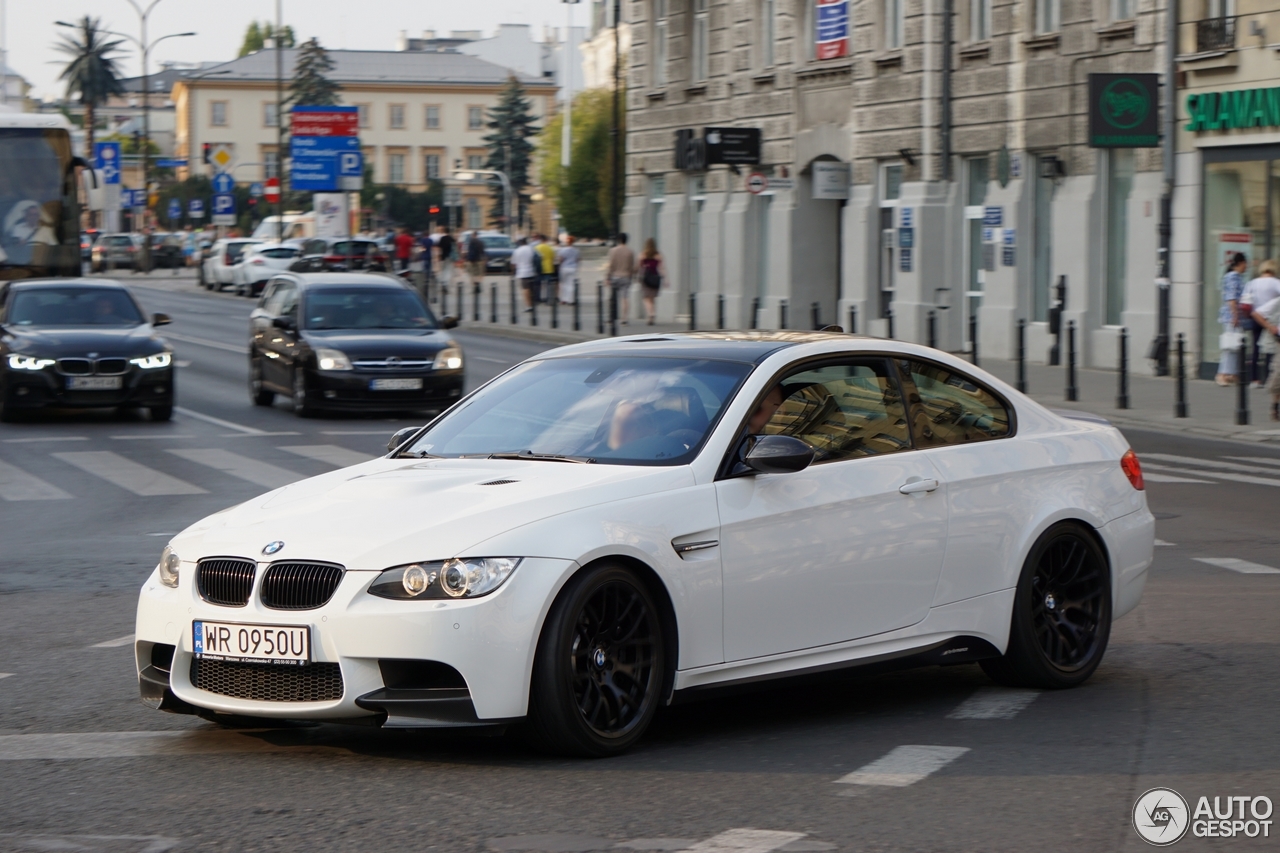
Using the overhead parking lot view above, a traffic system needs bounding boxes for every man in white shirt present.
[511,238,538,311]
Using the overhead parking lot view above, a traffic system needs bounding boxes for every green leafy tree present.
[54,16,127,159]
[534,88,621,239]
[288,38,341,108]
[238,21,296,57]
[483,76,538,230]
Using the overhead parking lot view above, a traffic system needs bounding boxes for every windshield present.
[403,356,753,465]
[481,235,511,249]
[303,287,438,330]
[0,128,79,279]
[7,287,144,326]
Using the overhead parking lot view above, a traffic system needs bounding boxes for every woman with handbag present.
[1217,252,1249,386]
[639,238,665,326]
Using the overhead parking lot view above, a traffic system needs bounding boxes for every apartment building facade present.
[623,0,1170,368]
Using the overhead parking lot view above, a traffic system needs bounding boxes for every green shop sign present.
[1088,73,1160,147]
[1185,88,1280,132]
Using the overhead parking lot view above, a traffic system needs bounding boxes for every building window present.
[389,104,405,129]
[425,153,441,179]
[1032,155,1055,321]
[357,104,370,128]
[425,105,440,129]
[467,153,484,170]
[466,197,481,229]
[388,153,406,184]
[970,0,991,40]
[263,102,278,127]
[884,0,904,49]
[882,163,903,201]
[692,0,710,82]
[1111,0,1133,19]
[646,175,665,248]
[468,106,484,130]
[210,101,227,127]
[264,150,279,180]
[1034,0,1059,33]
[760,0,776,68]
[1105,148,1134,326]
[652,0,668,87]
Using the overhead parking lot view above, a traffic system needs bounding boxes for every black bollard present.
[717,294,725,330]
[597,283,604,334]
[969,311,979,367]
[551,292,559,329]
[780,300,788,330]
[1175,333,1188,418]
[689,292,697,331]
[849,305,858,335]
[490,283,497,324]
[1065,320,1078,402]
[1237,338,1250,425]
[1016,319,1027,393]
[573,280,581,331]
[531,295,538,327]
[927,310,936,349]
[750,297,760,330]
[609,285,618,337]
[811,302,821,330]
[1117,327,1130,410]
[473,283,480,323]
[886,308,894,339]
[509,279,517,324]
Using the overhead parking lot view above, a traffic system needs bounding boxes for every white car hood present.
[173,457,693,569]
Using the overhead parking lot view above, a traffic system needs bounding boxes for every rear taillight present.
[1120,449,1144,491]
[251,258,265,265]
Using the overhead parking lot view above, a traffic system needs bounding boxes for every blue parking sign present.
[167,198,181,221]
[95,142,121,185]
[188,198,204,218]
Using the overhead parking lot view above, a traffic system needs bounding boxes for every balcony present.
[1195,16,1236,52]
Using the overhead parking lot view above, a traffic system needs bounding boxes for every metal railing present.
[1195,15,1236,52]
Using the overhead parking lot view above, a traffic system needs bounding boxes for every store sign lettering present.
[1186,89,1280,133]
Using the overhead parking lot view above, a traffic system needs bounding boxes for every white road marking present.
[51,451,206,496]
[0,835,179,852]
[173,406,266,435]
[1141,462,1280,488]
[1224,455,1280,468]
[168,448,302,489]
[1142,471,1215,484]
[474,356,513,364]
[947,688,1039,720]
[614,840,698,851]
[685,829,807,852]
[1194,557,1280,575]
[280,444,376,468]
[0,730,349,760]
[1143,453,1280,478]
[1155,539,1176,547]
[91,634,135,648]
[0,673,12,680]
[111,434,197,440]
[163,332,249,354]
[1,436,88,443]
[0,459,72,501]
[834,745,970,787]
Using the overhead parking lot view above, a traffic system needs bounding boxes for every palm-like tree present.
[55,16,128,158]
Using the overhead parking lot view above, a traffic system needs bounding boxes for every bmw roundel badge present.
[262,540,285,556]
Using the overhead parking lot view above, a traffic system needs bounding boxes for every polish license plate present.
[193,620,310,665]
[67,376,123,390]
[369,378,422,391]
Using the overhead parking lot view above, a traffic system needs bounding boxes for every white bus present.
[0,112,84,279]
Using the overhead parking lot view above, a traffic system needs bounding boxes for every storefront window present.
[1105,148,1134,326]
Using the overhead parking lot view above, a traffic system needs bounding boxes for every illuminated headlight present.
[433,346,463,371]
[315,347,352,371]
[367,557,521,600]
[6,354,55,371]
[158,545,181,588]
[129,352,172,369]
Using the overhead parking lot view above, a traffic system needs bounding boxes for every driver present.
[91,294,122,323]
[747,384,785,434]
[606,401,658,451]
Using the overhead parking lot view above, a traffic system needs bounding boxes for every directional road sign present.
[212,172,235,194]
[188,198,205,218]
[209,144,235,173]
[212,193,236,226]
[291,136,362,191]
[95,142,121,185]
[249,182,264,198]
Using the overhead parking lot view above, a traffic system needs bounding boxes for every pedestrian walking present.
[535,234,557,304]
[512,237,538,311]
[465,230,487,286]
[1217,252,1248,386]
[434,226,456,293]
[393,227,414,272]
[639,238,665,326]
[1243,259,1280,387]
[1253,294,1280,420]
[556,235,580,304]
[606,233,637,324]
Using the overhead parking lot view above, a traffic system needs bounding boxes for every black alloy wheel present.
[291,367,315,418]
[982,521,1112,689]
[526,564,665,757]
[248,355,274,406]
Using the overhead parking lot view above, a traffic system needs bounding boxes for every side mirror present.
[271,315,295,331]
[441,315,459,330]
[743,435,814,474]
[388,426,422,454]
[152,312,171,326]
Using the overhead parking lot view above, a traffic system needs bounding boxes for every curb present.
[453,322,596,346]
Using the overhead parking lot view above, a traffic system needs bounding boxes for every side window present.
[899,359,1012,447]
[304,239,326,256]
[276,283,299,317]
[761,358,911,463]
[258,279,282,310]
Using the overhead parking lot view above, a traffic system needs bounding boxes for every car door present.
[715,356,949,662]
[257,279,298,389]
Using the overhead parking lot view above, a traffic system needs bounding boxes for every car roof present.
[288,273,409,289]
[8,278,131,291]
[536,330,862,365]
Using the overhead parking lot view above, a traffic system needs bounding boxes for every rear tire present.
[291,368,315,418]
[525,563,665,757]
[981,522,1111,690]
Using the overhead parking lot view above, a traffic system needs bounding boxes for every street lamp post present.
[453,168,513,239]
[610,0,621,242]
[561,0,580,171]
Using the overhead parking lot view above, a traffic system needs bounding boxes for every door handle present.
[899,478,940,495]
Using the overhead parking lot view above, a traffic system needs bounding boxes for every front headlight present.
[158,545,181,588]
[367,557,521,600]
[129,352,172,369]
[433,345,463,371]
[6,354,55,371]
[315,347,353,371]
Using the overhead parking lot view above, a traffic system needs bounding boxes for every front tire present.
[249,356,274,406]
[981,522,1111,690]
[525,564,665,757]
[291,368,315,418]
[149,404,173,422]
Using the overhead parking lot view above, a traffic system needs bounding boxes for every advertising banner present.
[815,0,849,60]
[314,193,350,238]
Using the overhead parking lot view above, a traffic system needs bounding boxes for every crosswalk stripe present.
[0,459,72,501]
[1155,539,1176,547]
[685,829,807,852]
[1141,462,1280,488]
[90,634,134,648]
[52,451,206,496]
[173,406,265,435]
[947,688,1039,720]
[1224,456,1280,468]
[0,674,12,680]
[834,745,969,787]
[1143,453,1275,475]
[0,731,349,760]
[168,449,302,489]
[1143,471,1214,484]
[1193,557,1280,575]
[280,445,376,468]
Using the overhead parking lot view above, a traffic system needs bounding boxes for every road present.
[0,272,1276,852]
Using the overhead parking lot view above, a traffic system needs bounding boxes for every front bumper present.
[135,556,576,725]
[303,368,463,411]
[3,365,173,410]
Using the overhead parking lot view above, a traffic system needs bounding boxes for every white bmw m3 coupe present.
[136,331,1154,756]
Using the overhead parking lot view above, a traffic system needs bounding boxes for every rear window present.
[225,243,255,262]
[259,248,298,259]
[109,236,133,246]
[481,236,511,249]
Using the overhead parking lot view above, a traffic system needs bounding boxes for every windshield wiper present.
[486,450,596,464]
[395,449,442,459]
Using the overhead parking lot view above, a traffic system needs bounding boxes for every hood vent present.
[478,478,520,486]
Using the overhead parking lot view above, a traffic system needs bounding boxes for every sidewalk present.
[440,278,1280,445]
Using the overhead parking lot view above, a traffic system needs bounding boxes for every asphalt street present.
[0,271,1277,852]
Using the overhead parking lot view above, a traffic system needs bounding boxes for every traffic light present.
[429,206,440,215]
[202,143,211,164]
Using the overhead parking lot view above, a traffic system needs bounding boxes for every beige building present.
[172,49,556,229]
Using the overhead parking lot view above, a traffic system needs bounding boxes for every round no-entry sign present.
[746,172,767,194]
[264,177,280,203]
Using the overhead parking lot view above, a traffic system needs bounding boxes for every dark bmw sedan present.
[249,273,463,417]
[0,280,174,422]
